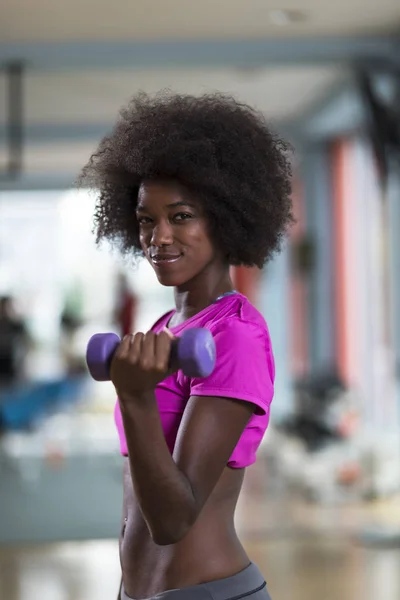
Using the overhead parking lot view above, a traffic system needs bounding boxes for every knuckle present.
[155,361,168,373]
[159,331,170,343]
[158,332,171,350]
[127,354,139,366]
[139,358,152,371]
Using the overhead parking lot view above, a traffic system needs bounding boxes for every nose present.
[150,220,174,247]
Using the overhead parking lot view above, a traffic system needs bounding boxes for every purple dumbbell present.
[86,328,216,381]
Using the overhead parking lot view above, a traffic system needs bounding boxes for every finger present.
[155,331,173,372]
[115,334,134,359]
[128,332,144,363]
[139,332,156,369]
[162,326,176,340]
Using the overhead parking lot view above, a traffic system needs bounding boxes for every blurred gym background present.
[1,2,400,599]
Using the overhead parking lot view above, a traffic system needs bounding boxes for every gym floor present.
[1,455,399,600]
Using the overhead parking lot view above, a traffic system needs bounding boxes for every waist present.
[121,562,269,600]
[121,458,248,596]
[120,515,249,597]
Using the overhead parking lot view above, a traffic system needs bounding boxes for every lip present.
[151,254,182,266]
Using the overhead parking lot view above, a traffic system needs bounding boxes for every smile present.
[151,255,182,266]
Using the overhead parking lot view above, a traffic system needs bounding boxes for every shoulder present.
[211,295,275,385]
[208,294,271,344]
[194,294,275,384]
[189,296,275,416]
[210,317,271,361]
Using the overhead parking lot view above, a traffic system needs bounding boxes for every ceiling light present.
[269,9,308,26]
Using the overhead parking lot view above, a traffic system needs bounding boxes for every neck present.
[173,267,234,324]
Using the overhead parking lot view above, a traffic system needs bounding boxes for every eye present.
[137,216,153,225]
[172,213,193,223]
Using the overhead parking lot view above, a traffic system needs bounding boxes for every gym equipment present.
[277,370,347,452]
[0,376,86,432]
[86,328,216,381]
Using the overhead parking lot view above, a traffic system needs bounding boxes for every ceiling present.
[0,64,346,177]
[0,65,344,177]
[0,0,399,181]
[0,66,343,125]
[1,0,400,42]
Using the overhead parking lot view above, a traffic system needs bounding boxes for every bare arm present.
[113,329,258,545]
[120,391,254,545]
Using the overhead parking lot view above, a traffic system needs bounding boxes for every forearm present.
[119,391,196,545]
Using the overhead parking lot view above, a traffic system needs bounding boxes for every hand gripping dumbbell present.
[86,328,216,381]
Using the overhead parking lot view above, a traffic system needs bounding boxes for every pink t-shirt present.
[114,292,275,468]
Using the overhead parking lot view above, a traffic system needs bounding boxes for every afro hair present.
[79,91,293,268]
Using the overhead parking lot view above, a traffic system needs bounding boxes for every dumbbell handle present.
[86,328,216,382]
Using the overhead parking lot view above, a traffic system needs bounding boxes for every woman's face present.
[137,181,222,288]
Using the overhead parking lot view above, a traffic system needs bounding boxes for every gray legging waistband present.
[121,562,271,600]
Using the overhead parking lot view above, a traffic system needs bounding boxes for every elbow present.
[147,488,200,546]
[151,531,184,546]
[150,518,194,546]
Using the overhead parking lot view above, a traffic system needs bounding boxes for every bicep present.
[172,395,256,509]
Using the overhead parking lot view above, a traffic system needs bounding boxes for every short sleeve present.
[189,319,275,415]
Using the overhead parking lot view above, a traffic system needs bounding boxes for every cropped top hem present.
[189,388,267,416]
[118,449,258,469]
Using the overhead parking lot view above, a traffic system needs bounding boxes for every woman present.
[79,92,293,600]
